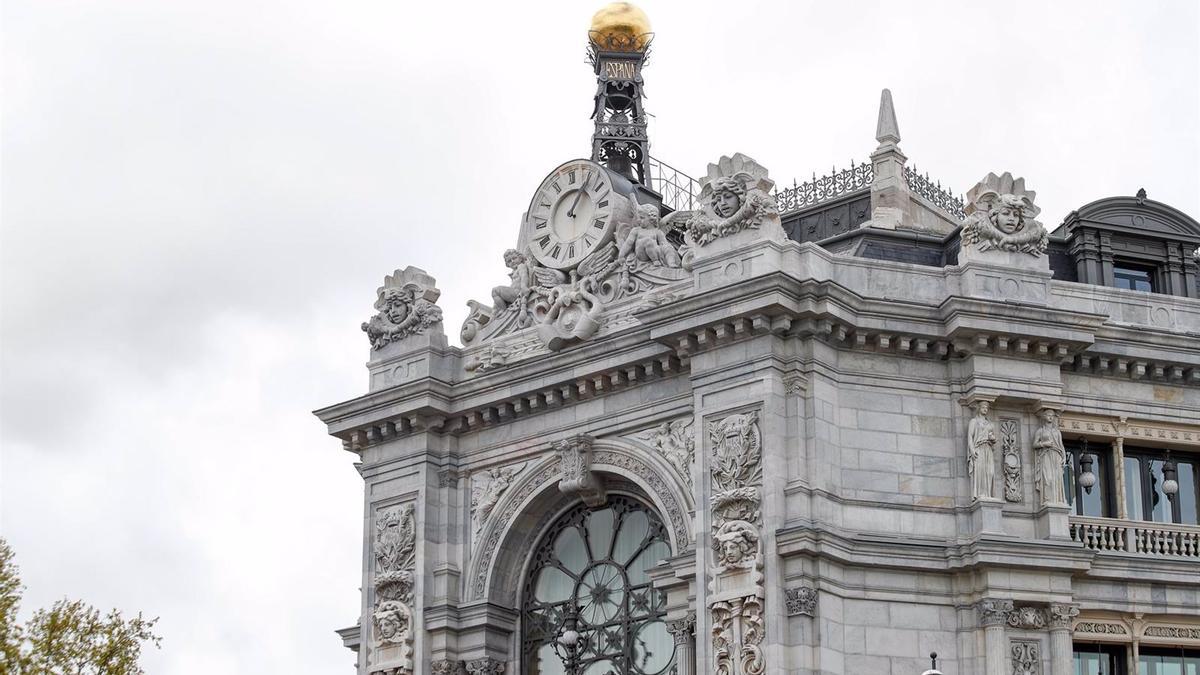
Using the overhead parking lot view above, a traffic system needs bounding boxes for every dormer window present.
[1113,262,1157,292]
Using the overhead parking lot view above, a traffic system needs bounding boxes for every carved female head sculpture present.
[990,194,1029,235]
[710,176,746,219]
[379,287,413,325]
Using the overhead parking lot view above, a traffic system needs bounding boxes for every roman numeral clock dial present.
[520,159,630,270]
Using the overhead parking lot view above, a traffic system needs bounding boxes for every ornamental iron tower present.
[587,3,653,186]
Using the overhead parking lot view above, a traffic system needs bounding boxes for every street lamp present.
[921,652,943,675]
[1163,451,1179,499]
[554,603,584,674]
[1077,440,1097,494]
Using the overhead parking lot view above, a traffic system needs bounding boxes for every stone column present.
[1112,436,1128,520]
[1048,603,1079,675]
[978,599,1013,675]
[666,611,697,675]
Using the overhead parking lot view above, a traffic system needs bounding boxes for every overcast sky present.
[2,1,1197,672]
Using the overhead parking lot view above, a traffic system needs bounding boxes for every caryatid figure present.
[1033,408,1068,506]
[967,401,998,500]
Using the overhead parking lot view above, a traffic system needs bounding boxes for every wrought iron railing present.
[648,156,699,213]
[1070,516,1200,558]
[904,165,966,220]
[773,161,873,215]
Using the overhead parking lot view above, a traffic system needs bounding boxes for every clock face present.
[523,159,621,269]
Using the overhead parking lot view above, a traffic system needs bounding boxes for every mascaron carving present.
[708,411,766,675]
[1007,606,1047,630]
[362,267,443,350]
[667,154,782,262]
[372,503,417,673]
[961,172,1049,256]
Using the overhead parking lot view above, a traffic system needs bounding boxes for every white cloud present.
[2,0,1197,672]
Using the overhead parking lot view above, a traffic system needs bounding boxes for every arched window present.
[521,495,675,675]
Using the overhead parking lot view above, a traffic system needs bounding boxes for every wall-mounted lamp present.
[1078,440,1097,495]
[1163,451,1179,499]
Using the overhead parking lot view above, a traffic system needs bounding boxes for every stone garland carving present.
[1074,621,1128,636]
[1144,625,1200,640]
[978,598,1015,627]
[1011,639,1041,675]
[1007,606,1047,630]
[708,411,766,675]
[960,172,1049,256]
[665,154,782,259]
[1033,409,1068,507]
[785,586,817,617]
[967,401,998,500]
[1001,418,1022,502]
[464,657,505,674]
[633,418,695,489]
[362,267,443,350]
[471,463,526,542]
[555,435,606,506]
[373,503,417,674]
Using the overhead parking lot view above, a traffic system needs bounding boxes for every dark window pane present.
[1115,265,1155,292]
[1125,457,1144,521]
[1178,461,1197,525]
[1148,459,1173,523]
[1079,453,1106,517]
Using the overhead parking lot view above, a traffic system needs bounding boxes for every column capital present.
[978,598,1014,627]
[1048,603,1079,630]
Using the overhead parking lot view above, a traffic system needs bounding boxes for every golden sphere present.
[589,2,652,51]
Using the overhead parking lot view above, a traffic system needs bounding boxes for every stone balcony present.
[1070,516,1200,559]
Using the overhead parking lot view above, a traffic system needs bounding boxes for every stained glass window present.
[522,496,675,675]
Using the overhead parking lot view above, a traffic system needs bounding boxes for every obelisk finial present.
[875,88,901,148]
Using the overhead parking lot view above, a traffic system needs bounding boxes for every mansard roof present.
[1057,192,1200,243]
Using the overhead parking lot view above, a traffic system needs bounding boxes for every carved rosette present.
[960,172,1049,257]
[1011,639,1041,675]
[978,598,1014,627]
[1000,418,1022,502]
[362,267,443,350]
[785,586,817,617]
[632,418,695,489]
[372,503,417,674]
[708,411,766,675]
[554,434,606,506]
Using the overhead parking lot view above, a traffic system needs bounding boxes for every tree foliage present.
[0,538,160,674]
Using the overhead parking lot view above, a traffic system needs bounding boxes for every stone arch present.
[468,438,695,606]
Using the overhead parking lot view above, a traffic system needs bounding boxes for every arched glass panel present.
[522,496,674,675]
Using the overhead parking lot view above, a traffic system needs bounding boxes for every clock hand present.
[566,189,586,218]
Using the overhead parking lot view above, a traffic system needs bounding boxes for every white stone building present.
[316,5,1200,674]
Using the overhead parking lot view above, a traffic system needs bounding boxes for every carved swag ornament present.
[372,503,417,674]
[708,411,766,675]
[362,267,443,351]
[960,172,1049,256]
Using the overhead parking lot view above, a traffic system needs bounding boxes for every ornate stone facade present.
[318,7,1200,675]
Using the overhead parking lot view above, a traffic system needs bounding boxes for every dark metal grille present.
[773,161,873,215]
[647,157,698,213]
[903,165,966,220]
[521,496,675,675]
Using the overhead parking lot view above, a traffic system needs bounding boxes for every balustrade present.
[1070,516,1200,559]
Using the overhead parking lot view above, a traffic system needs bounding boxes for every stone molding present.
[1059,413,1200,448]
[1072,615,1200,645]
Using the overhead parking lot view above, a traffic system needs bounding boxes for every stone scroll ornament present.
[1001,418,1022,502]
[960,172,1049,256]
[708,411,766,675]
[362,267,443,351]
[372,503,417,674]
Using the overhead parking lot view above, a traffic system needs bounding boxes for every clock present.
[520,159,634,270]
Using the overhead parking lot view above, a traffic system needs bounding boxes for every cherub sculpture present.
[960,172,1049,256]
[491,248,534,313]
[618,203,681,268]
